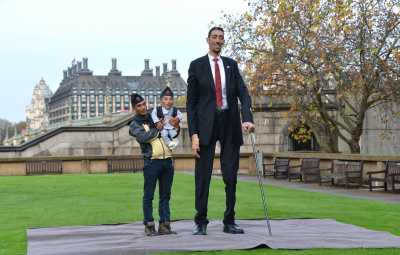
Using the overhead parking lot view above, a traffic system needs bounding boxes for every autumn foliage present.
[220,0,400,153]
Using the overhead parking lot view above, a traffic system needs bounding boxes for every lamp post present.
[73,95,77,119]
[105,86,111,115]
[24,117,30,142]
[66,97,73,126]
[103,86,112,123]
[164,70,172,87]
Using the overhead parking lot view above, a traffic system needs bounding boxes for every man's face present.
[159,96,174,110]
[133,100,147,116]
[206,29,225,56]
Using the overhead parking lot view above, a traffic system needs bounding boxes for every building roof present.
[50,58,187,103]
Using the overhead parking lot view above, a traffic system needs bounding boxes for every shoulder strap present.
[156,106,164,119]
[172,107,177,117]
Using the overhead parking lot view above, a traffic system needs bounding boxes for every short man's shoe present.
[223,223,244,234]
[193,223,207,235]
[168,141,177,150]
[158,221,177,235]
[168,138,179,150]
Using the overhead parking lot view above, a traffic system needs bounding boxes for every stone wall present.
[2,153,400,186]
[0,153,256,176]
[1,109,399,158]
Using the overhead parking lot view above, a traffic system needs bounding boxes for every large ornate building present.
[48,58,187,124]
[26,78,53,130]
[8,57,397,155]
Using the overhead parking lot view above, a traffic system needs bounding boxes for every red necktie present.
[213,58,222,108]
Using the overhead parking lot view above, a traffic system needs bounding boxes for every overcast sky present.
[0,0,248,123]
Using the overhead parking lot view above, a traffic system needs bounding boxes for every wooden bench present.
[107,158,143,173]
[367,161,400,194]
[317,160,363,189]
[288,158,320,183]
[26,160,63,175]
[263,158,290,179]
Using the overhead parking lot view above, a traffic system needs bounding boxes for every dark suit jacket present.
[186,54,253,147]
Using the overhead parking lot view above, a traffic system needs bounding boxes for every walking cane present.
[250,132,272,237]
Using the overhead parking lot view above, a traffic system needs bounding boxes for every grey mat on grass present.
[27,218,400,255]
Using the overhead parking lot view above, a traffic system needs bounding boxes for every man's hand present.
[191,134,200,158]
[169,117,180,129]
[242,122,255,133]
[156,118,165,131]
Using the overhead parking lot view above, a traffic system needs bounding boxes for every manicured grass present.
[0,172,399,255]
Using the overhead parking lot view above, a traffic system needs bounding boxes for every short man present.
[128,93,180,236]
[151,86,183,150]
[186,27,255,235]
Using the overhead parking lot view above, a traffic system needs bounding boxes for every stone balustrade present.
[1,153,400,186]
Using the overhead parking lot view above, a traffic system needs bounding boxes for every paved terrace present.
[235,174,400,204]
[180,171,399,204]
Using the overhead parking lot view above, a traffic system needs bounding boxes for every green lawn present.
[0,172,399,255]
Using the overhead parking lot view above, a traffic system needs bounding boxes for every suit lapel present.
[201,55,215,93]
[222,57,231,95]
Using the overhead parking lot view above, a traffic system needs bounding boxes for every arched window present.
[287,124,319,151]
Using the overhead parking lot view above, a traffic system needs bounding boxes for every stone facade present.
[48,58,187,125]
[2,108,400,158]
[7,60,400,155]
[339,103,400,155]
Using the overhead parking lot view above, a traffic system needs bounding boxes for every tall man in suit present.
[186,27,255,235]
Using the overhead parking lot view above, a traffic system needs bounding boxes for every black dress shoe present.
[223,223,244,234]
[193,223,207,235]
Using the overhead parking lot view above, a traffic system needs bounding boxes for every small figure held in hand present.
[151,86,182,150]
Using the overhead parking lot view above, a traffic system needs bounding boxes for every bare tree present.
[0,119,27,145]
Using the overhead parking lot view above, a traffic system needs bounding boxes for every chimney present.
[72,65,76,75]
[108,58,122,76]
[170,59,180,77]
[112,58,117,70]
[156,66,160,76]
[63,70,67,80]
[162,63,168,75]
[141,59,153,76]
[68,67,72,77]
[83,58,88,70]
[77,61,82,72]
[172,59,177,70]
[80,57,93,75]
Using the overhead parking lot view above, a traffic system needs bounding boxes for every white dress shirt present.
[208,54,227,109]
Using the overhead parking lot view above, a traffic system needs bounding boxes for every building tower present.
[26,78,53,130]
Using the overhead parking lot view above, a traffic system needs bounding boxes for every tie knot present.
[213,58,218,63]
